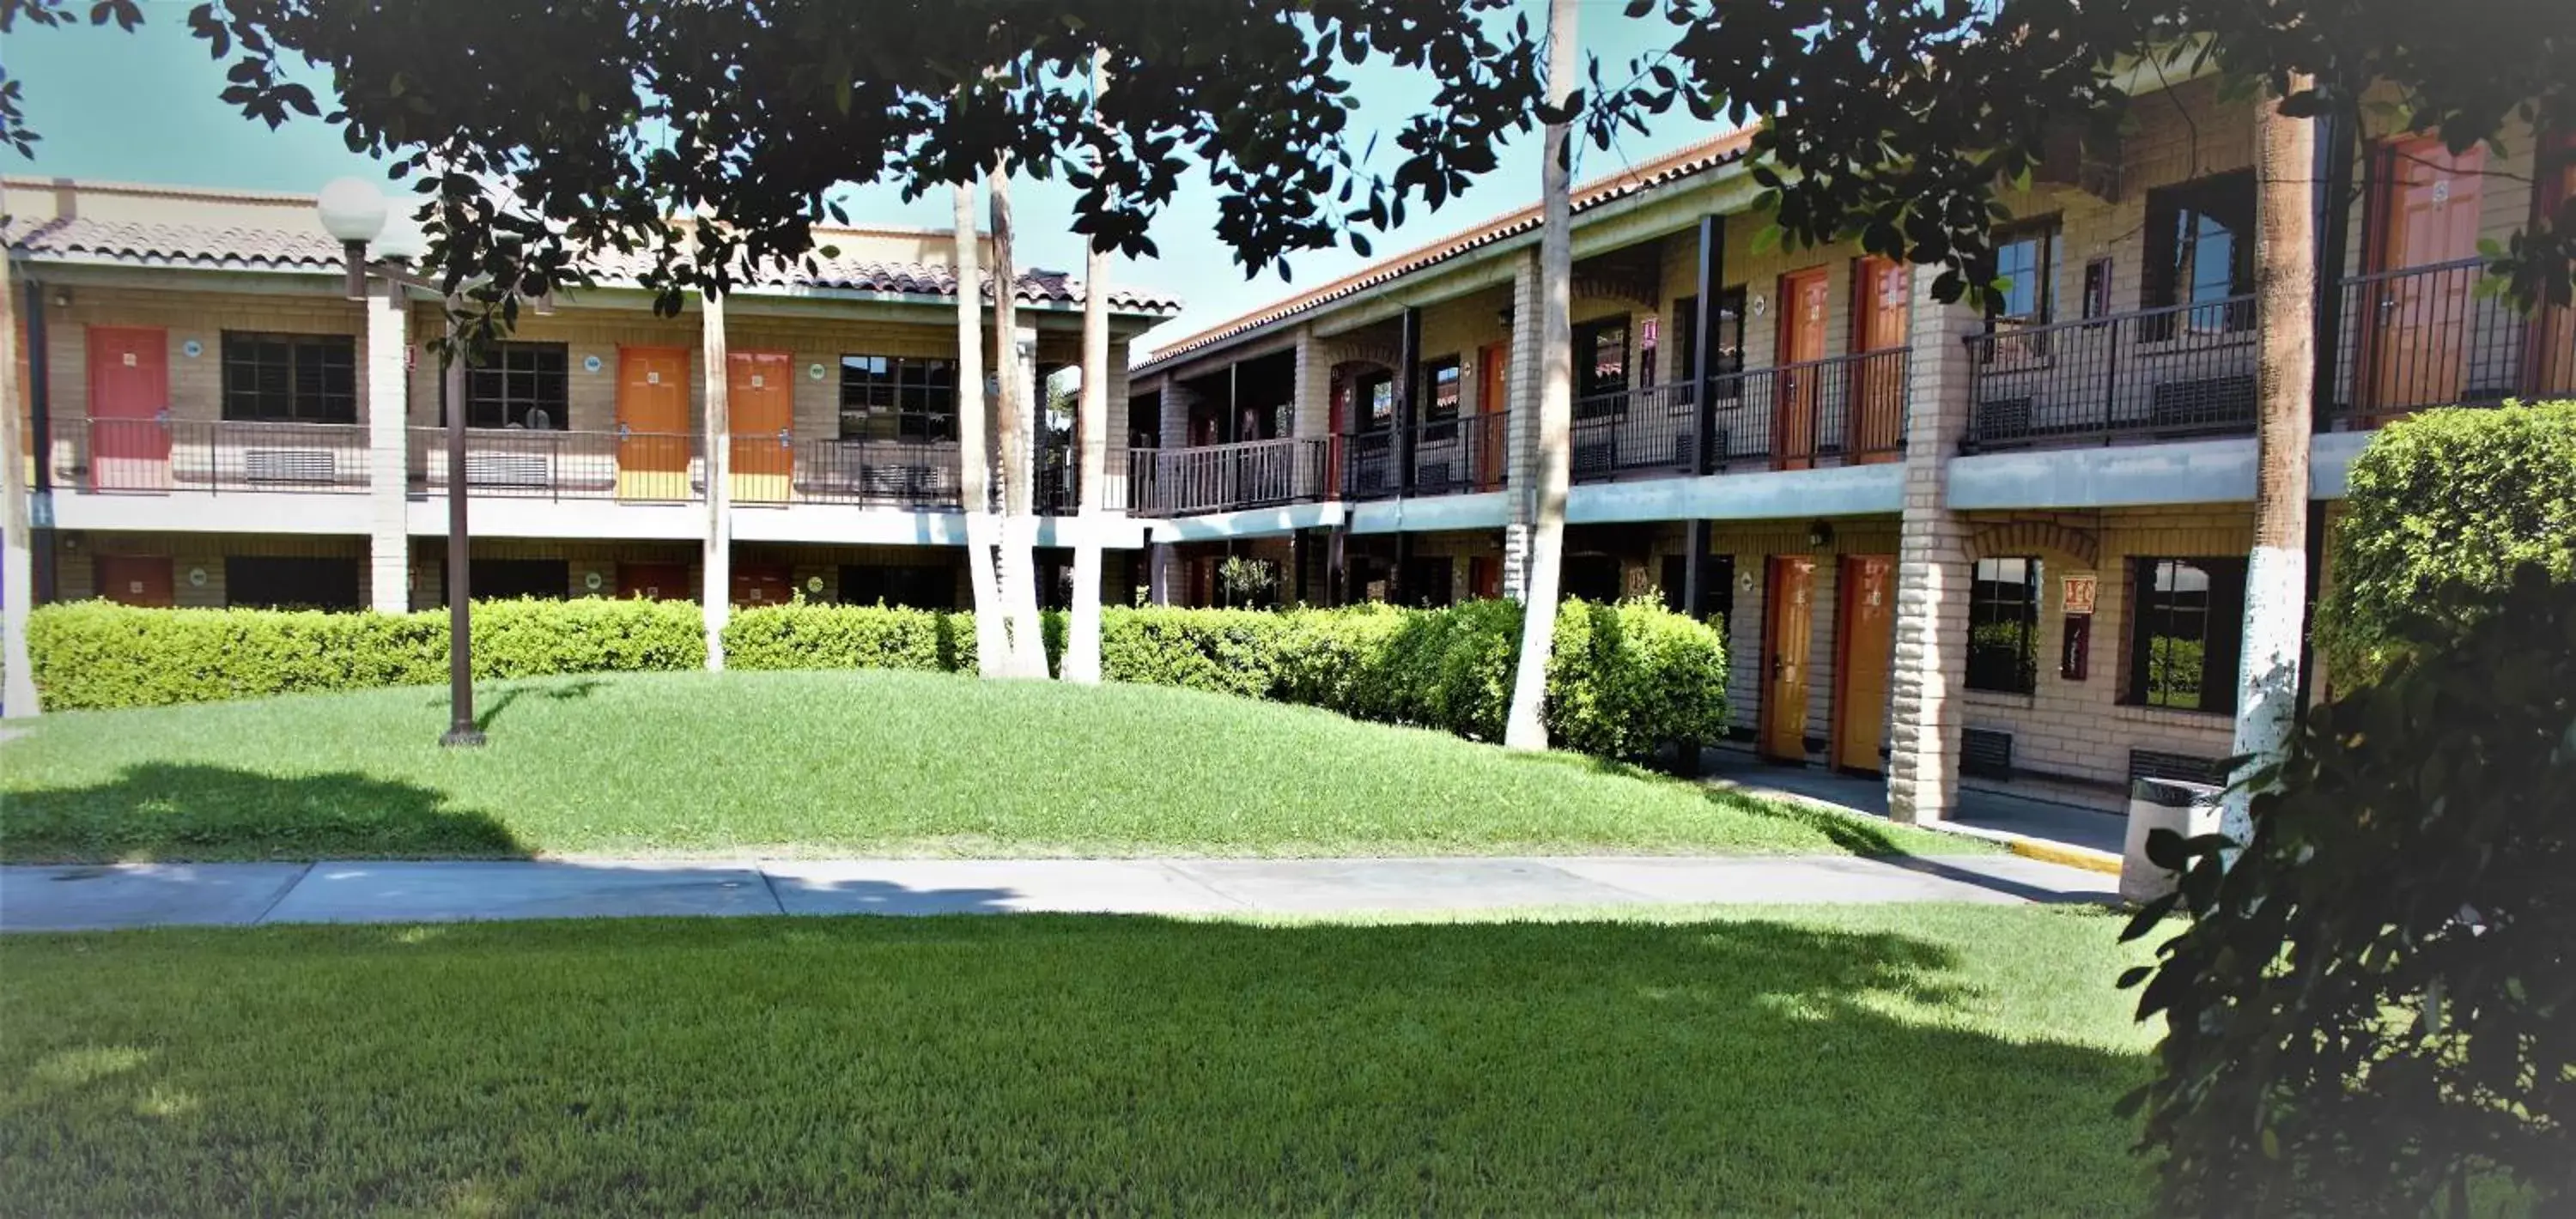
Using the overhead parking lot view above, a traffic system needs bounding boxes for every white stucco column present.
[365,288,411,612]
[1884,278,1983,824]
[700,293,731,670]
[1500,251,1542,599]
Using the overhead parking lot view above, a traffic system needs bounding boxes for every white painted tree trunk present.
[1060,51,1115,686]
[0,218,39,719]
[953,180,1007,677]
[2223,75,2318,852]
[699,287,732,671]
[987,164,1048,679]
[1503,0,1578,752]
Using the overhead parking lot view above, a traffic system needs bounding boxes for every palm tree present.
[2221,73,2318,848]
[1061,50,1115,685]
[953,179,1007,676]
[987,161,1049,678]
[1503,0,1577,751]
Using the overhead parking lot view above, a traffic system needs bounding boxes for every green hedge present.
[2320,399,2576,682]
[27,597,702,711]
[30,596,1727,759]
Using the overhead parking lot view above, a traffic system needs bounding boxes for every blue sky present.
[6,2,1728,352]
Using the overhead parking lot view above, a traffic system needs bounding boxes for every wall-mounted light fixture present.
[1806,519,1836,549]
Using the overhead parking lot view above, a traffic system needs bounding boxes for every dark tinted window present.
[222,332,357,423]
[225,556,361,610]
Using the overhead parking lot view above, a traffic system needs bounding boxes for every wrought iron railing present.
[1963,296,2258,449]
[1339,428,1404,500]
[1571,381,1698,480]
[408,426,697,500]
[1127,435,1329,517]
[791,437,961,508]
[58,417,372,494]
[1407,411,1509,496]
[2324,256,2573,425]
[1565,349,1911,476]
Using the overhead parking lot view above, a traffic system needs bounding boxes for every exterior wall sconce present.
[1806,519,1835,549]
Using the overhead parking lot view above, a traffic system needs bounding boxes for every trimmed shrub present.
[27,597,701,711]
[725,603,969,674]
[1098,607,1289,700]
[2320,399,2576,683]
[1546,598,1734,760]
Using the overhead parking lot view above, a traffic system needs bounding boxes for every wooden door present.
[94,555,174,607]
[617,346,691,500]
[617,561,690,601]
[1832,555,1896,773]
[2536,143,2576,397]
[1467,555,1502,601]
[1849,258,1909,464]
[1773,269,1830,469]
[728,350,793,503]
[729,563,793,608]
[1475,343,1509,489]
[1760,555,1817,761]
[87,326,170,491]
[2366,136,2485,415]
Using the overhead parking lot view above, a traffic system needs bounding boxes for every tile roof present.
[1136,124,1759,372]
[3,214,1180,313]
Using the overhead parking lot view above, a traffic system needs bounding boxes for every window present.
[1677,288,1748,401]
[840,355,957,441]
[1355,369,1395,431]
[1966,557,2041,694]
[447,558,569,603]
[222,332,356,423]
[2128,556,2247,713]
[1659,553,1735,630]
[2081,258,2114,320]
[1637,313,1660,390]
[1990,221,2058,330]
[1574,316,1630,419]
[841,563,957,611]
[1423,357,1462,422]
[2144,172,2256,333]
[462,343,568,430]
[224,556,360,611]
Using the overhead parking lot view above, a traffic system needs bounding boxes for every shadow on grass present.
[0,913,2154,1216]
[0,763,527,863]
[415,677,607,732]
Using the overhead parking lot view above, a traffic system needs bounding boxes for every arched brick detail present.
[1325,342,1399,373]
[1571,271,1658,309]
[1968,520,2099,569]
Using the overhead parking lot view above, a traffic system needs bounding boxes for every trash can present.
[2121,777,2223,904]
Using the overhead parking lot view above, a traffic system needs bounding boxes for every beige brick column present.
[365,288,411,613]
[1884,280,1983,824]
[1500,251,1542,599]
[1157,375,1196,449]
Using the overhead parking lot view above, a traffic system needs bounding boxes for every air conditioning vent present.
[1973,397,2033,443]
[465,452,551,488]
[242,448,337,485]
[2128,749,2227,788]
[2148,374,2256,429]
[1962,728,2014,780]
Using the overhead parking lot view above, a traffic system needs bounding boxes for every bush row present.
[30,597,1727,759]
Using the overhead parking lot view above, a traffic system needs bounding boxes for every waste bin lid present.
[2131,776,2224,807]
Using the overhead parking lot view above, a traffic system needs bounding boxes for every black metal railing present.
[58,417,372,494]
[1964,296,2258,449]
[1406,412,1508,496]
[1571,381,1698,481]
[408,426,698,500]
[792,437,961,508]
[2325,257,2572,425]
[1128,435,1329,517]
[1036,438,1078,515]
[1340,428,1403,500]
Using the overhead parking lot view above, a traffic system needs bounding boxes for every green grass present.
[0,669,1970,862]
[0,905,2155,1216]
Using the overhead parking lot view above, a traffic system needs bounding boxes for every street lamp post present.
[319,178,484,747]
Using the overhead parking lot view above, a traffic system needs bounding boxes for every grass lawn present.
[0,905,2155,1216]
[0,669,1966,862]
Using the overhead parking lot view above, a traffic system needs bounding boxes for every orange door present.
[1761,555,1817,761]
[2366,136,2485,416]
[94,555,174,607]
[730,563,793,608]
[87,326,170,491]
[1476,343,1509,489]
[727,350,794,503]
[2537,145,2576,396]
[1774,269,1831,469]
[617,346,692,500]
[1832,555,1896,773]
[1850,258,1909,463]
[617,561,691,601]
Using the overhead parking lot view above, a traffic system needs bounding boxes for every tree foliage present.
[2120,567,2576,1216]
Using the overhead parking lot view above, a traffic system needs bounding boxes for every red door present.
[87,327,170,491]
[94,555,175,607]
[2364,136,2485,418]
[1475,343,1509,489]
[618,562,691,601]
[1848,258,1909,463]
[729,563,793,608]
[1773,269,1831,470]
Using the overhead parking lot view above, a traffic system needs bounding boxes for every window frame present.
[458,341,570,431]
[1988,219,2060,331]
[221,331,358,424]
[1352,368,1396,433]
[1422,355,1463,424]
[1965,555,2042,695]
[2126,555,2248,715]
[1573,315,1631,418]
[838,354,959,443]
[2142,170,2257,335]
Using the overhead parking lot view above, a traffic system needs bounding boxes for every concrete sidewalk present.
[0,852,2117,932]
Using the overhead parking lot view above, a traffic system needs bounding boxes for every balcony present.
[1569,349,1910,479]
[54,418,372,494]
[1341,412,1508,502]
[1128,435,1329,517]
[1965,258,2575,449]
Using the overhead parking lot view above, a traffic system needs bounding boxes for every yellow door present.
[2365,136,2483,420]
[1832,555,1896,773]
[1774,269,1830,469]
[728,350,794,503]
[617,347,691,500]
[1762,555,1817,761]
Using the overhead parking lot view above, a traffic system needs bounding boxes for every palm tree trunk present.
[1061,50,1115,685]
[0,208,39,719]
[699,286,731,671]
[987,161,1049,678]
[1503,0,1577,751]
[2222,73,2318,850]
[953,179,1007,676]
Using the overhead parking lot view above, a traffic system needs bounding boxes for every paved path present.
[0,853,2114,932]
